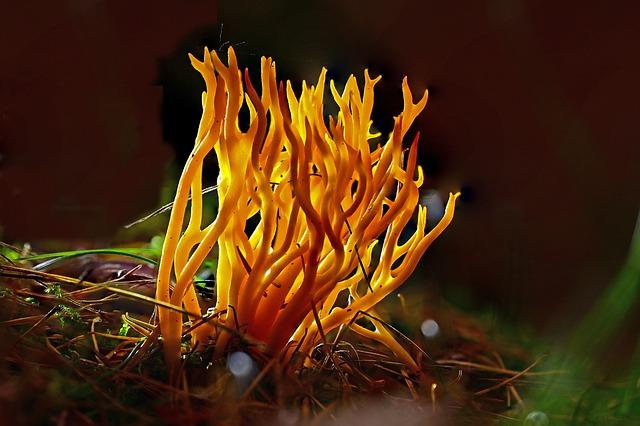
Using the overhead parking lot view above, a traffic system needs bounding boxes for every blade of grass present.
[568,209,640,356]
[521,210,640,423]
[21,248,158,269]
[123,185,218,229]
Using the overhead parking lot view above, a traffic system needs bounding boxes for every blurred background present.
[1,0,639,358]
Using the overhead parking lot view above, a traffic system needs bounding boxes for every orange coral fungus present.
[155,47,459,372]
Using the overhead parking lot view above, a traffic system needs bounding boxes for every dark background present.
[1,1,639,337]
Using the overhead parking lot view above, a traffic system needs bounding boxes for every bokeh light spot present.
[227,351,254,379]
[524,411,549,426]
[420,319,440,338]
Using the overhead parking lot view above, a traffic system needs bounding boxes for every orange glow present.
[155,47,459,372]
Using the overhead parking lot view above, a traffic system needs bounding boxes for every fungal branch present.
[155,46,459,373]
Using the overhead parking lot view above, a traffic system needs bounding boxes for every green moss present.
[56,305,82,328]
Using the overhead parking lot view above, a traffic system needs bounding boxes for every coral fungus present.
[155,47,459,372]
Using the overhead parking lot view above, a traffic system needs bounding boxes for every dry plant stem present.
[155,46,459,370]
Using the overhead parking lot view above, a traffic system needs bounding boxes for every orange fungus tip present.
[155,46,459,370]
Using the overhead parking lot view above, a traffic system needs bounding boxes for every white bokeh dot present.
[420,319,440,338]
[227,351,254,379]
[420,190,445,227]
[524,411,549,426]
